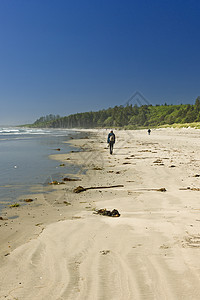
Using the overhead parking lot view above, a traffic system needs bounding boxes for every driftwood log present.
[179,187,200,191]
[73,185,124,193]
[63,177,81,182]
[135,188,167,192]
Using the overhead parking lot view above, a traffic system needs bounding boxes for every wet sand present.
[1,128,200,299]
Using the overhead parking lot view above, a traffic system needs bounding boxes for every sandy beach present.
[1,128,200,299]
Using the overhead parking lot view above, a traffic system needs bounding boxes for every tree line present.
[31,97,200,129]
[34,114,61,125]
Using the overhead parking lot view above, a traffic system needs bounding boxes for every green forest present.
[31,97,200,129]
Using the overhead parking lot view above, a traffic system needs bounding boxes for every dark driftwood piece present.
[136,188,167,192]
[63,177,81,182]
[73,185,124,193]
[95,208,120,217]
[24,199,34,202]
[179,187,200,191]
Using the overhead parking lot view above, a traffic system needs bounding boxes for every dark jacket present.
[107,132,115,143]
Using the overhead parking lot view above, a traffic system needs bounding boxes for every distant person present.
[107,130,115,154]
[148,129,151,135]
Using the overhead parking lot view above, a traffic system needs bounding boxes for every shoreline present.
[0,130,92,257]
[0,128,84,212]
[1,128,200,299]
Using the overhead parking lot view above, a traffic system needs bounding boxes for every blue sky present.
[0,0,200,125]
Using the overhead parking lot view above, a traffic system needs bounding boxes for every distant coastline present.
[24,98,200,130]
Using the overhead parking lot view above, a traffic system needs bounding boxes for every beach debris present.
[73,184,124,193]
[138,150,151,152]
[63,201,71,206]
[179,187,191,190]
[60,164,65,167]
[54,148,61,151]
[0,216,8,220]
[35,223,43,226]
[24,198,34,202]
[180,187,200,191]
[48,180,65,185]
[4,253,10,257]
[194,174,200,177]
[123,162,131,165]
[92,166,103,170]
[156,188,167,192]
[153,159,164,166]
[10,203,20,208]
[100,250,110,255]
[63,177,81,181]
[153,159,162,164]
[95,208,120,217]
[73,186,86,193]
[137,188,167,192]
[14,165,17,168]
[170,165,176,168]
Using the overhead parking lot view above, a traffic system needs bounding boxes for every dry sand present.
[1,128,200,299]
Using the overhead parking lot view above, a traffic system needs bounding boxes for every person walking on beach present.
[107,130,115,154]
[148,129,151,135]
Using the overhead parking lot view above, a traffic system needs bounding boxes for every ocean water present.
[0,127,81,209]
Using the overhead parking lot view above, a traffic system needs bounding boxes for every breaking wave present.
[0,127,72,137]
